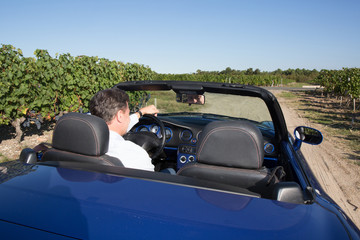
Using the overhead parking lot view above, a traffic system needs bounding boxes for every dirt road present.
[274,90,360,228]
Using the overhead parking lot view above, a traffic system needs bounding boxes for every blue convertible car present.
[1,81,359,239]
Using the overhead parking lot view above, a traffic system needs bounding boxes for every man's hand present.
[137,105,159,118]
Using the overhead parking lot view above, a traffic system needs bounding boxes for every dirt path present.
[274,90,360,228]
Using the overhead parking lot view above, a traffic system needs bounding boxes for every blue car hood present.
[0,164,353,239]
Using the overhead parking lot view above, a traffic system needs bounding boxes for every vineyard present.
[316,68,360,112]
[155,67,319,86]
[0,44,154,141]
[1,44,360,141]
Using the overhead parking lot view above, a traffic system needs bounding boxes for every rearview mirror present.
[176,93,205,105]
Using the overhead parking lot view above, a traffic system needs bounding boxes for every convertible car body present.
[0,81,359,239]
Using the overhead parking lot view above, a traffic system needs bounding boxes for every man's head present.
[89,88,130,135]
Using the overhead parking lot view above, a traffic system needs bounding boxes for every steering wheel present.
[124,114,166,160]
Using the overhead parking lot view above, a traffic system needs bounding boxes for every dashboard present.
[132,115,278,170]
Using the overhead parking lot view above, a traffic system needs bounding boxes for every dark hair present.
[89,88,129,123]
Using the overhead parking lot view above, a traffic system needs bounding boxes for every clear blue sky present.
[1,0,359,73]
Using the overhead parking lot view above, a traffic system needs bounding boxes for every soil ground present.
[0,90,359,228]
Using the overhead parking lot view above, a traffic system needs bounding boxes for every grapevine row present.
[0,44,154,140]
[316,68,360,98]
[155,68,319,86]
[316,68,360,111]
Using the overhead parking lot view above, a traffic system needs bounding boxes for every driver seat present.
[177,120,278,197]
[41,112,123,166]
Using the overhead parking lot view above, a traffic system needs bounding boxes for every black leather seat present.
[177,120,277,197]
[41,112,123,166]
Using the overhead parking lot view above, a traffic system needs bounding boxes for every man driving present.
[89,88,159,171]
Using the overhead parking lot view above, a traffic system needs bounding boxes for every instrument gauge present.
[138,126,149,132]
[165,128,173,141]
[180,129,193,141]
[150,125,159,134]
[264,143,275,154]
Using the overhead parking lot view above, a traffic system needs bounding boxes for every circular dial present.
[165,128,172,141]
[180,129,193,141]
[138,126,149,132]
[196,131,202,140]
[264,143,275,154]
[150,125,159,134]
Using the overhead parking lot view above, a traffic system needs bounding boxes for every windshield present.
[129,90,273,130]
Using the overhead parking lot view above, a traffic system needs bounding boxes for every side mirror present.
[293,126,323,151]
[176,93,205,105]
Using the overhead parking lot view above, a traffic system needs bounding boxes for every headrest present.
[196,120,264,169]
[52,112,109,156]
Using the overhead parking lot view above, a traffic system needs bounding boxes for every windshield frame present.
[114,80,288,142]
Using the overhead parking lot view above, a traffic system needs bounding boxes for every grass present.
[146,91,202,113]
[278,91,298,99]
[0,153,11,163]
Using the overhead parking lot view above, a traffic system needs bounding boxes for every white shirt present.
[106,114,154,171]
[127,114,139,132]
